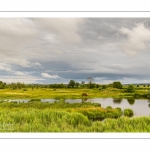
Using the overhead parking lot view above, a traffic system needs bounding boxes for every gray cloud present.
[0,18,150,84]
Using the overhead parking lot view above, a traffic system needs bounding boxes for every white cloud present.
[1,58,31,67]
[119,23,150,57]
[31,62,42,67]
[41,73,60,79]
[15,71,27,76]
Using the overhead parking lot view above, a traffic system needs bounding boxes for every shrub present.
[102,85,107,89]
[23,88,28,91]
[113,81,123,89]
[124,108,134,117]
[126,85,135,93]
[106,106,112,109]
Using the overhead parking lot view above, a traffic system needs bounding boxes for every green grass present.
[0,87,149,132]
[0,107,149,132]
[0,86,150,99]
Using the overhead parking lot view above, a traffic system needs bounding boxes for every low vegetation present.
[0,80,149,132]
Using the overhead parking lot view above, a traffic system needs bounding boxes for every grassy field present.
[0,106,149,132]
[0,86,150,99]
[0,86,149,132]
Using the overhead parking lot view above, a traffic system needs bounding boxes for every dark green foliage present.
[134,93,140,98]
[102,85,107,89]
[0,81,6,89]
[75,82,80,88]
[116,107,122,112]
[68,80,76,88]
[30,99,41,102]
[23,88,28,91]
[106,106,112,109]
[96,84,99,88]
[113,81,123,89]
[147,91,150,98]
[126,84,135,93]
[124,108,134,117]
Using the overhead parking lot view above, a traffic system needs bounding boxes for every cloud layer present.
[1,18,150,84]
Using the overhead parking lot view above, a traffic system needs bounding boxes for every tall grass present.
[0,108,149,132]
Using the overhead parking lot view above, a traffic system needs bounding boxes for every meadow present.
[0,85,150,99]
[0,84,150,132]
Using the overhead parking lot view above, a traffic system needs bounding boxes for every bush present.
[106,106,112,109]
[126,85,135,93]
[102,85,107,89]
[124,108,134,117]
[23,88,28,91]
[113,81,123,89]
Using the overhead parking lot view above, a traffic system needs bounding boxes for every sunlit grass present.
[0,86,150,99]
[0,107,149,132]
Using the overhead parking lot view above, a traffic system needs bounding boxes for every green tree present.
[126,84,135,93]
[113,81,123,89]
[102,85,107,89]
[75,82,80,88]
[68,80,75,88]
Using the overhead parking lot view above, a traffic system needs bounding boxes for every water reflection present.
[82,98,88,103]
[113,98,123,104]
[127,98,135,105]
[0,98,150,116]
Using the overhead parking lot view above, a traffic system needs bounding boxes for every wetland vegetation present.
[0,80,150,132]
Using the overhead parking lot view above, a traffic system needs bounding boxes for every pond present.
[65,98,150,117]
[0,98,150,117]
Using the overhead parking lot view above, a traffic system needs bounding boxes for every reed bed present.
[0,108,149,132]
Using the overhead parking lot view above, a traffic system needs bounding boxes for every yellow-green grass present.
[0,87,150,99]
[0,108,149,132]
[0,102,122,120]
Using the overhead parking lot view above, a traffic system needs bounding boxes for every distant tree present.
[59,83,65,88]
[87,77,94,88]
[81,81,85,88]
[75,82,80,88]
[126,84,135,93]
[102,85,107,89]
[31,84,34,91]
[137,85,139,87]
[143,85,145,87]
[96,84,99,88]
[68,80,75,88]
[113,81,123,89]
[0,81,6,89]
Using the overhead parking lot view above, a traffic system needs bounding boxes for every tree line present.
[0,79,148,91]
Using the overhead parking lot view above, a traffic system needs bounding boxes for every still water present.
[1,98,150,117]
[56,98,150,117]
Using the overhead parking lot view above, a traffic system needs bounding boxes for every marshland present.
[0,80,150,132]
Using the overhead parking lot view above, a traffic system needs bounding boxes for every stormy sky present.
[1,18,150,84]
